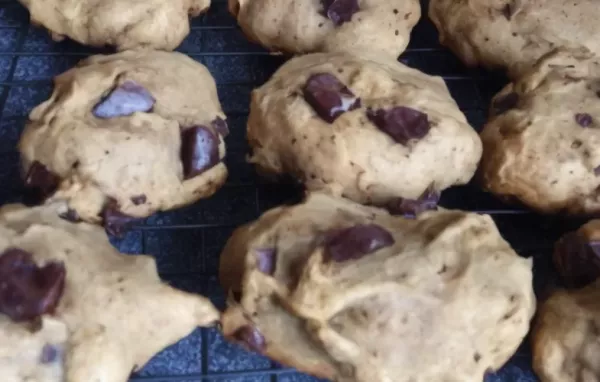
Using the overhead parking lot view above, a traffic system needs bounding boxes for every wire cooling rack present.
[0,0,582,381]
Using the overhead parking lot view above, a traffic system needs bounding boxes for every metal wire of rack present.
[0,0,576,381]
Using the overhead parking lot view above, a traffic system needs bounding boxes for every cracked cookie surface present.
[220,192,535,382]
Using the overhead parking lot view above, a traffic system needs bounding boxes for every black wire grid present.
[0,0,582,381]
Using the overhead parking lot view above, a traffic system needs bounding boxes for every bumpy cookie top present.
[19,50,228,230]
[479,49,600,215]
[220,192,535,382]
[229,0,420,57]
[0,202,219,382]
[247,52,482,207]
[19,0,210,51]
[429,0,600,78]
[534,220,600,382]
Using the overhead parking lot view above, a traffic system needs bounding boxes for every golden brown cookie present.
[0,202,219,382]
[19,0,209,51]
[479,49,600,215]
[229,0,420,57]
[247,52,482,209]
[220,192,536,382]
[429,0,600,78]
[19,50,228,232]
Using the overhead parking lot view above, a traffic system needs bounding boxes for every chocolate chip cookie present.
[479,49,600,215]
[247,52,482,208]
[229,0,420,57]
[533,221,600,381]
[220,192,536,382]
[19,50,228,231]
[429,0,600,78]
[19,0,209,51]
[0,201,219,382]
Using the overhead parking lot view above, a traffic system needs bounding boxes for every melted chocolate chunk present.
[492,92,519,116]
[0,248,66,322]
[93,80,155,119]
[553,231,600,289]
[324,224,394,262]
[387,187,440,218]
[40,344,60,364]
[101,200,139,237]
[303,73,361,124]
[180,126,220,179]
[58,209,80,223]
[212,117,230,137]
[255,248,277,275]
[367,106,430,145]
[321,0,360,26]
[24,161,60,198]
[233,325,266,353]
[575,113,593,127]
[130,194,147,205]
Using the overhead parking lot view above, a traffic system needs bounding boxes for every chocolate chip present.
[40,344,60,364]
[387,187,440,218]
[101,200,139,237]
[0,248,66,322]
[321,0,360,26]
[93,80,155,119]
[130,194,147,205]
[367,106,430,145]
[24,161,60,198]
[575,113,593,127]
[502,3,513,20]
[180,126,220,179]
[492,92,519,115]
[324,224,394,263]
[58,209,80,223]
[553,231,600,289]
[211,117,229,137]
[255,248,277,275]
[303,73,361,124]
[232,325,266,353]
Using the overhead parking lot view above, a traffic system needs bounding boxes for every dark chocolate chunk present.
[502,3,513,20]
[101,200,139,237]
[212,117,230,137]
[233,325,266,353]
[324,224,394,262]
[93,80,155,119]
[492,92,519,116]
[255,248,277,275]
[58,209,80,223]
[180,126,220,179]
[575,113,593,127]
[130,194,147,205]
[40,344,60,364]
[0,248,66,322]
[24,161,60,198]
[321,0,360,26]
[367,106,430,145]
[303,73,361,124]
[387,187,440,218]
[553,231,600,289]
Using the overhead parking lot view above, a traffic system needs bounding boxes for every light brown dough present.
[479,49,600,215]
[0,202,219,382]
[533,278,600,382]
[220,192,536,382]
[19,0,209,51]
[429,0,600,78]
[19,50,228,225]
[247,52,482,206]
[229,0,420,57]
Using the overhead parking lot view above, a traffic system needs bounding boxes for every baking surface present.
[0,0,574,380]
